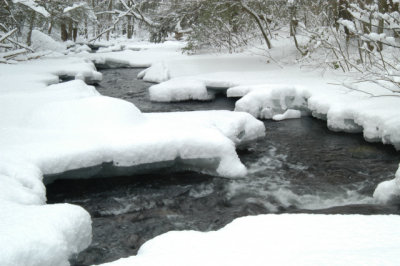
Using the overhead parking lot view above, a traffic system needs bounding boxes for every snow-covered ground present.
[99,214,400,266]
[0,49,264,265]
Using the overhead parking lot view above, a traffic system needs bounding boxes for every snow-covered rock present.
[98,214,400,266]
[374,164,400,204]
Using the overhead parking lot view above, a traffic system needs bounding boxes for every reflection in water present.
[47,68,400,265]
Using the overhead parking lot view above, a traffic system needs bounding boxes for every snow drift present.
[98,214,400,266]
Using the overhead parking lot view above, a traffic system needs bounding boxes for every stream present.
[47,68,400,265]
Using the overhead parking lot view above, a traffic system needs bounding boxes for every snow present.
[139,62,170,83]
[374,164,400,204]
[31,30,67,53]
[98,214,400,266]
[0,201,91,266]
[0,51,265,265]
[272,109,302,121]
[63,2,86,13]
[12,0,50,17]
[149,77,212,101]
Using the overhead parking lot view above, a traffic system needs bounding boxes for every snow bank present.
[31,30,67,53]
[232,84,310,119]
[145,111,265,146]
[98,214,400,266]
[138,62,170,83]
[0,201,91,266]
[374,164,400,204]
[87,41,185,69]
[149,78,212,101]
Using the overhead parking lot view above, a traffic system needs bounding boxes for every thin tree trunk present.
[26,11,36,46]
[106,0,113,41]
[61,23,68,41]
[68,19,73,40]
[377,0,387,51]
[240,1,271,49]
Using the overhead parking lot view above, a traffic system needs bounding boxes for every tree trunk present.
[61,23,68,41]
[106,0,113,41]
[48,19,53,35]
[127,16,133,39]
[377,0,387,51]
[73,27,78,42]
[240,1,271,49]
[26,11,36,46]
[68,19,73,40]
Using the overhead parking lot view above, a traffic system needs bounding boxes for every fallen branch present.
[1,48,28,59]
[6,38,34,52]
[0,28,17,43]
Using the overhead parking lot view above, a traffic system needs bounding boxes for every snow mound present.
[26,95,144,130]
[374,164,400,204]
[31,30,67,53]
[138,62,170,83]
[145,110,266,146]
[232,84,309,119]
[0,201,91,266]
[98,214,400,266]
[273,109,302,121]
[149,78,213,102]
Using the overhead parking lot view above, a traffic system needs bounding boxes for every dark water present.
[47,68,400,265]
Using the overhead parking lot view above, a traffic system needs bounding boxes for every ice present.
[98,214,400,266]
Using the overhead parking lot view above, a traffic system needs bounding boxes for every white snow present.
[98,214,400,266]
[63,2,86,13]
[149,77,212,101]
[0,201,91,266]
[272,109,302,121]
[374,164,400,204]
[12,0,50,17]
[31,30,67,53]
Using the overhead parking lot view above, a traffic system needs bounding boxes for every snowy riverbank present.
[1,39,400,265]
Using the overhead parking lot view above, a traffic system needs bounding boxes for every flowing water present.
[47,68,400,265]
